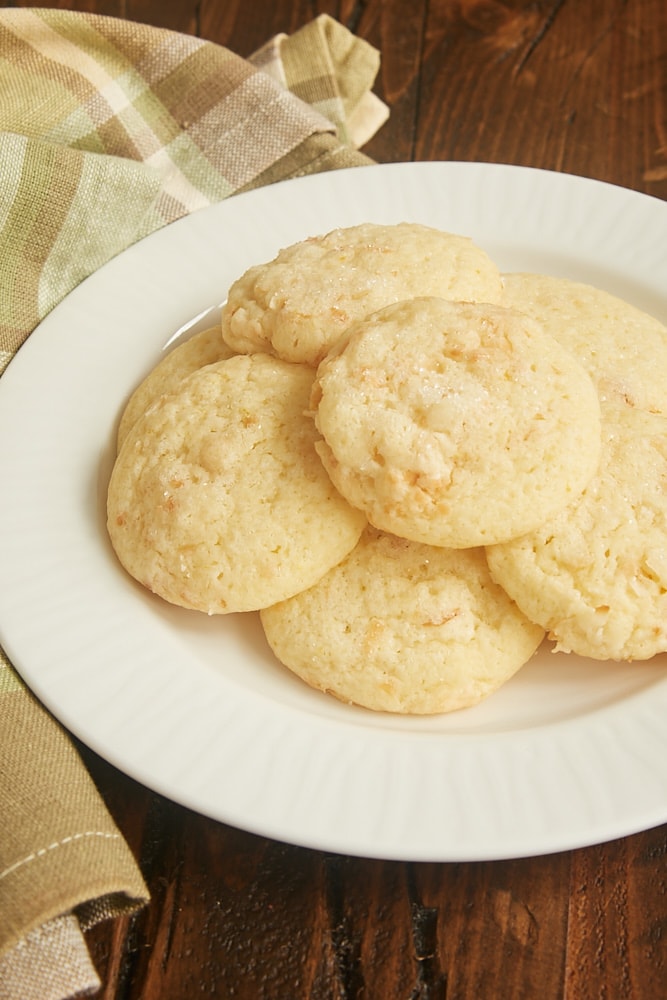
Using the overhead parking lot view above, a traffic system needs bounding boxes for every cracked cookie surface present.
[108,353,366,614]
[261,526,544,714]
[221,222,504,366]
[116,325,234,450]
[486,404,667,661]
[312,297,602,548]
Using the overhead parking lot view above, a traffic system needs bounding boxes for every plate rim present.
[2,160,667,862]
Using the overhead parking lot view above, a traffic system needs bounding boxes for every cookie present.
[220,222,504,366]
[107,354,366,614]
[311,297,602,548]
[116,325,234,449]
[260,526,544,714]
[486,404,667,661]
[502,273,667,415]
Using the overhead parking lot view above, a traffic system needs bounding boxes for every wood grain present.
[9,0,667,995]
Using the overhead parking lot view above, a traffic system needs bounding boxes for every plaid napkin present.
[0,9,387,998]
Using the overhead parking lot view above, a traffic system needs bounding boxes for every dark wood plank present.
[416,0,667,198]
[412,854,570,999]
[85,766,423,999]
[9,0,200,34]
[566,831,667,998]
[358,0,428,164]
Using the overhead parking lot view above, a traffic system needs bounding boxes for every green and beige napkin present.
[0,9,387,998]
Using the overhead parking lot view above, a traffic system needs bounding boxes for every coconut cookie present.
[311,297,602,548]
[220,222,504,366]
[117,325,235,450]
[486,404,667,661]
[260,527,544,714]
[503,273,667,415]
[107,354,366,614]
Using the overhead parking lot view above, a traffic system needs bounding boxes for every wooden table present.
[14,1,667,996]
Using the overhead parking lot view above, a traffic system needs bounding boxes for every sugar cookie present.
[261,527,544,714]
[486,404,667,660]
[312,297,602,548]
[107,354,366,614]
[117,325,234,449]
[502,273,667,415]
[221,222,504,366]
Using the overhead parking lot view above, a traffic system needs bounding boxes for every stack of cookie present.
[107,223,667,714]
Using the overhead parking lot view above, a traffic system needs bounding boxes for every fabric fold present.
[0,9,387,1000]
[251,13,389,147]
[0,914,101,1000]
[0,8,381,354]
[0,670,149,958]
[0,132,164,366]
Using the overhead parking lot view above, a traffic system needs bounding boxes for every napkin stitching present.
[4,913,93,956]
[0,832,121,882]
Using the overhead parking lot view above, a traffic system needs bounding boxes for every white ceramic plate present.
[1,162,667,862]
